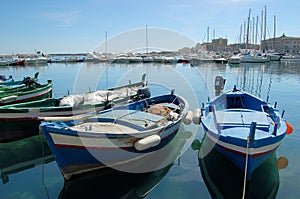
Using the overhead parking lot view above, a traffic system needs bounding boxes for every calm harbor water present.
[0,61,299,198]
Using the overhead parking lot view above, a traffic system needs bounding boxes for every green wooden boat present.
[0,79,52,106]
[0,72,39,89]
[0,74,148,142]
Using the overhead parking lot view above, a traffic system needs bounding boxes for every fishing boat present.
[0,72,38,86]
[40,91,189,179]
[0,79,52,106]
[0,74,148,142]
[200,85,293,180]
[0,75,13,83]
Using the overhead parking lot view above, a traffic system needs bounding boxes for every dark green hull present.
[0,74,147,142]
[0,98,106,142]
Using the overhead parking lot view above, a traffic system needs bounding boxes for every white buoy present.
[168,111,179,120]
[183,110,193,125]
[134,135,161,151]
[193,108,202,125]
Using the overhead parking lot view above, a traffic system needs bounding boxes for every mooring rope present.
[242,135,250,199]
[40,134,50,199]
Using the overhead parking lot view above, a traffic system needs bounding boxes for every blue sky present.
[0,0,299,54]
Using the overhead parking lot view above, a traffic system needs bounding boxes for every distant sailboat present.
[142,25,153,63]
[239,8,270,63]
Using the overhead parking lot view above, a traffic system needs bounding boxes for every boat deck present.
[216,109,271,128]
[215,109,275,139]
[70,109,167,134]
[70,122,140,134]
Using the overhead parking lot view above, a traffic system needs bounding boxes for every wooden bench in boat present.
[70,109,168,134]
[215,109,271,131]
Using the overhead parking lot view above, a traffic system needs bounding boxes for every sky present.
[0,0,299,54]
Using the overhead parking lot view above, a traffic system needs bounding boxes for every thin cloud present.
[42,10,81,27]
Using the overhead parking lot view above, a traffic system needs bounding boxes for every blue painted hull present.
[40,93,189,179]
[203,127,282,180]
[43,122,179,168]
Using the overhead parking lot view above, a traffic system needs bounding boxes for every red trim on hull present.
[0,88,52,105]
[11,89,52,103]
[55,143,130,151]
[52,129,178,151]
[215,142,277,158]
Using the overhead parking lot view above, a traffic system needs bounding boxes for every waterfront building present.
[262,34,300,55]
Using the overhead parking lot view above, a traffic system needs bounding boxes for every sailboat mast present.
[259,10,263,51]
[146,24,149,54]
[255,16,258,44]
[252,17,255,44]
[207,26,209,43]
[246,9,251,50]
[105,31,107,53]
[263,5,267,51]
[273,15,276,50]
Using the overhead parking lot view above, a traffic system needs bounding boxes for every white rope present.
[242,135,250,199]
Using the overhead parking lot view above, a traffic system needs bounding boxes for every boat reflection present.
[197,136,279,199]
[58,125,193,198]
[0,134,54,184]
[58,164,172,199]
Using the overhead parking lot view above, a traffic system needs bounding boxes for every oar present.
[38,113,97,121]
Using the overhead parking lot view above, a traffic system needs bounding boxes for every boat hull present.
[0,76,148,141]
[43,122,180,179]
[202,126,283,179]
[0,98,109,142]
[0,83,52,105]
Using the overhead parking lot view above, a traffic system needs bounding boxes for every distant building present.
[262,34,300,55]
[211,38,227,52]
[200,38,229,52]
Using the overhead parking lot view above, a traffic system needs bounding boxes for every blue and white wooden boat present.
[40,92,189,180]
[201,86,293,179]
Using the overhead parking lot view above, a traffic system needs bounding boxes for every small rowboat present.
[200,86,293,179]
[40,92,189,180]
[0,72,39,87]
[0,79,52,106]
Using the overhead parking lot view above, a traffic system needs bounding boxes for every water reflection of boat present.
[58,125,193,198]
[58,163,172,199]
[198,136,279,199]
[0,135,54,184]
